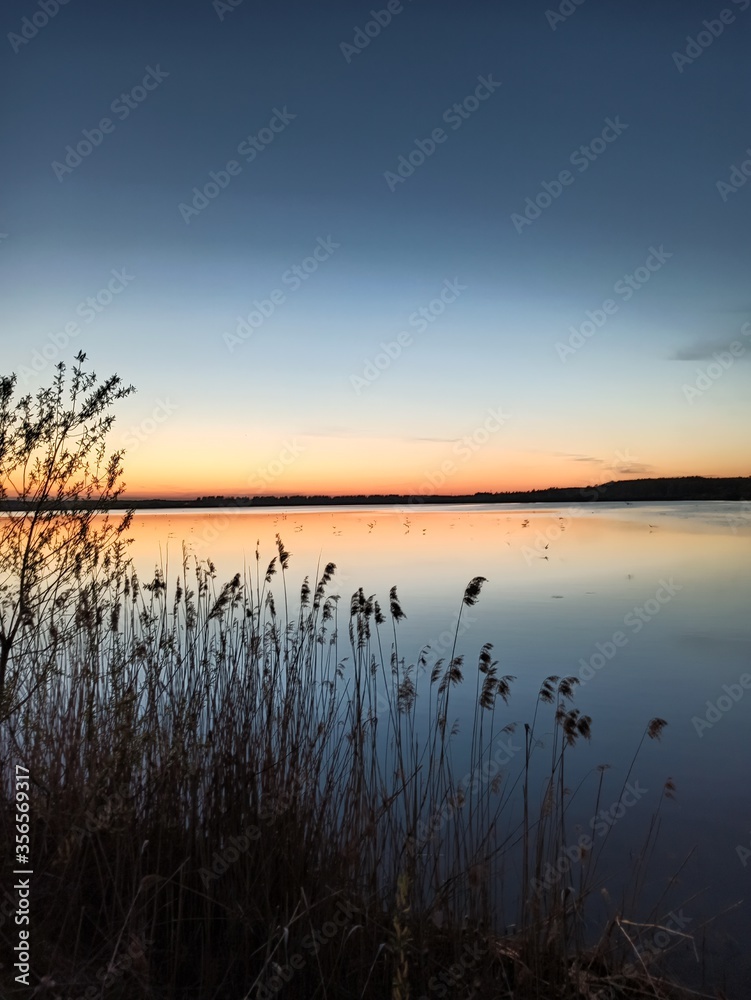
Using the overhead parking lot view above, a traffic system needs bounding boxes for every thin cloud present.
[609,463,653,475]
[560,453,654,476]
[406,435,461,444]
[295,428,460,445]
[669,336,751,361]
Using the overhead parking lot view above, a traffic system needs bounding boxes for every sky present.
[2,0,750,497]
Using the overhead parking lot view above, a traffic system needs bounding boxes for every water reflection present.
[125,501,750,985]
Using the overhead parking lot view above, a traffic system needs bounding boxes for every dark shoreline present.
[1,476,748,511]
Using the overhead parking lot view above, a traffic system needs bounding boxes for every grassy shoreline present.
[0,541,714,998]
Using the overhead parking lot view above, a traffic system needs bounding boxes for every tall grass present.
[0,539,698,999]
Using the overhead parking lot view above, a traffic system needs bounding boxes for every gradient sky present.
[2,0,750,496]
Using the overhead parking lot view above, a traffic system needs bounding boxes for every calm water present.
[128,501,751,986]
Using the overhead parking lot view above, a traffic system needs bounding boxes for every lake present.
[126,500,751,987]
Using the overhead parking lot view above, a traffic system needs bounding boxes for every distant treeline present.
[1,476,749,511]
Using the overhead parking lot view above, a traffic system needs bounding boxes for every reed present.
[0,543,703,999]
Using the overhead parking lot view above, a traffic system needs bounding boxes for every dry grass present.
[0,540,708,999]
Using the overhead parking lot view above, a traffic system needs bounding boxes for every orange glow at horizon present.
[121,463,748,499]
[115,424,748,499]
[121,456,619,498]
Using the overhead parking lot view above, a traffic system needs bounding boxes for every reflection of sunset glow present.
[125,504,749,601]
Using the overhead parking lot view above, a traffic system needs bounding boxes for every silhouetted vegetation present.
[0,359,716,998]
[0,542,698,999]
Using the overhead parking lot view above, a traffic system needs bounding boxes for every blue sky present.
[2,0,750,495]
